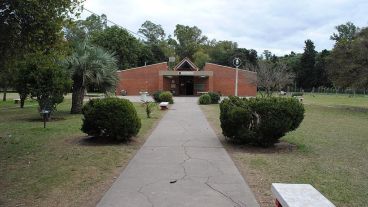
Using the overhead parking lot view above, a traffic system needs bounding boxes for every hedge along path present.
[97,97,259,207]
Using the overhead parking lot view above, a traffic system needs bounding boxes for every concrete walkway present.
[97,97,259,207]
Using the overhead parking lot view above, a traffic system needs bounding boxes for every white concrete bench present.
[159,102,169,110]
[14,98,20,104]
[271,183,335,207]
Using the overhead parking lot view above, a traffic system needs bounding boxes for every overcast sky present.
[82,0,368,56]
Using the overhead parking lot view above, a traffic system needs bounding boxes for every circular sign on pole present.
[233,57,241,68]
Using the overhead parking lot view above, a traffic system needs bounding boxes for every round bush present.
[208,92,221,104]
[198,94,211,105]
[152,90,162,102]
[220,96,305,147]
[81,97,141,141]
[159,91,174,104]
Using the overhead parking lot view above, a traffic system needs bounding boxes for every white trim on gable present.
[173,58,199,71]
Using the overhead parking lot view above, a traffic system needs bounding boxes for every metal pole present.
[43,114,46,128]
[235,66,239,96]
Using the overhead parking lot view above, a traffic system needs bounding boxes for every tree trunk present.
[2,86,7,101]
[19,93,26,108]
[70,81,85,114]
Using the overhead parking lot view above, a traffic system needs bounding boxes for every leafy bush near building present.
[152,90,163,102]
[198,94,211,105]
[208,92,221,104]
[81,97,141,141]
[159,91,174,104]
[220,96,304,147]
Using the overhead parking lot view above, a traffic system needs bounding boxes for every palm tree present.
[65,40,118,114]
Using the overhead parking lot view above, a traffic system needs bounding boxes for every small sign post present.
[233,57,242,96]
[40,110,50,128]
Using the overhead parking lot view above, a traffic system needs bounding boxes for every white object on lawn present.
[271,183,335,207]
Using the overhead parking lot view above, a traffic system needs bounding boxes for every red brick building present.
[116,58,257,96]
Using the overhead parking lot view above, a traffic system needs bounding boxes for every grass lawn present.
[0,96,165,207]
[200,94,368,207]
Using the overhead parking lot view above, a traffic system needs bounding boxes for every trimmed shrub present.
[198,94,211,105]
[152,90,162,102]
[208,92,221,104]
[220,96,305,147]
[81,97,141,141]
[159,91,174,104]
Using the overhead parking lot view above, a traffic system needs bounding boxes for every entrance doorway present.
[179,76,194,95]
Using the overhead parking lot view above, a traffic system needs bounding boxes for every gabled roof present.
[173,58,199,71]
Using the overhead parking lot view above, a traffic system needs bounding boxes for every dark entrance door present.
[179,76,194,95]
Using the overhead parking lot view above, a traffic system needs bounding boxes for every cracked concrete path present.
[97,97,259,207]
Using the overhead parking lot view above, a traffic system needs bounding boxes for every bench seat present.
[271,183,335,207]
[14,98,21,104]
[159,102,169,110]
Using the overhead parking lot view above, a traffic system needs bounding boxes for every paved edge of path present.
[97,97,260,207]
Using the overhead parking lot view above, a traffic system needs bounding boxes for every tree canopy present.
[138,20,165,44]
[327,27,368,89]
[92,26,143,69]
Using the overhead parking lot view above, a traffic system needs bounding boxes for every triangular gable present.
[173,58,199,71]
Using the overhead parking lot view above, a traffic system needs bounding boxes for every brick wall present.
[203,63,257,96]
[116,62,168,95]
[116,62,257,97]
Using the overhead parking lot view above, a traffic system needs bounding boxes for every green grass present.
[0,98,165,207]
[200,94,368,207]
[303,93,368,108]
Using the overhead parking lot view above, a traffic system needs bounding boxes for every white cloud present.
[81,0,368,55]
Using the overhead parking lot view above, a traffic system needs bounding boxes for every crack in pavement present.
[205,177,246,207]
[179,139,191,180]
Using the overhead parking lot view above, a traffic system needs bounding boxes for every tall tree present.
[65,41,118,114]
[65,14,107,45]
[138,20,165,44]
[230,48,258,69]
[138,20,170,63]
[298,39,317,89]
[92,26,143,69]
[328,27,368,90]
[208,41,237,66]
[314,49,332,87]
[0,61,16,101]
[330,22,359,43]
[174,24,207,59]
[193,50,211,69]
[0,0,82,54]
[1,0,82,103]
[262,50,272,61]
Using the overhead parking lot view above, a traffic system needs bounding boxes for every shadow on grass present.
[26,117,66,122]
[76,135,133,146]
[20,109,77,122]
[219,135,298,155]
[333,105,368,112]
